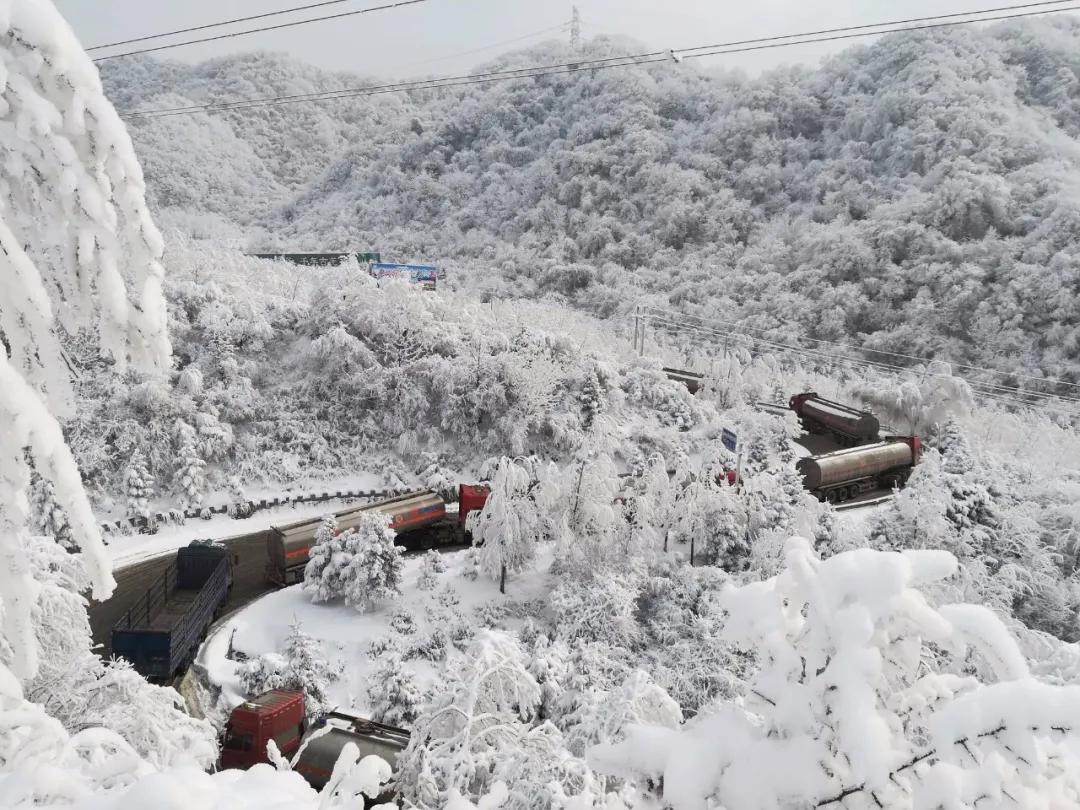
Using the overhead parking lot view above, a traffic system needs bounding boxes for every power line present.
[673,0,1078,55]
[115,1,1080,119]
[646,312,1080,409]
[642,306,1080,393]
[644,313,1080,416]
[678,2,1080,63]
[91,0,431,62]
[390,22,569,71]
[87,0,369,51]
[119,51,670,119]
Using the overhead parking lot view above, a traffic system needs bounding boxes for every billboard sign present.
[369,262,438,289]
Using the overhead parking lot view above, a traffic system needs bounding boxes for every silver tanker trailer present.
[789,392,881,446]
[293,712,410,793]
[796,436,922,503]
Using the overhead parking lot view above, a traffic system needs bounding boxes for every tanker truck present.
[796,436,922,503]
[789,392,881,446]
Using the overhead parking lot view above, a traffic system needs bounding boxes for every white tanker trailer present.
[796,436,922,503]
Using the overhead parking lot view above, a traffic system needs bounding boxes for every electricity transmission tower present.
[570,6,581,51]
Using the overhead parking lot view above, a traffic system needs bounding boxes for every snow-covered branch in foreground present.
[589,537,1080,809]
[0,0,171,397]
[1,0,172,687]
[0,350,112,681]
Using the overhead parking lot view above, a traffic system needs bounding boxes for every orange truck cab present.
[220,689,307,770]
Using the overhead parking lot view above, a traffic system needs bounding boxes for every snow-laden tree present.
[636,453,676,554]
[346,513,405,611]
[305,512,404,611]
[0,0,175,696]
[29,472,76,552]
[417,549,446,590]
[238,619,340,718]
[565,669,682,758]
[367,647,426,727]
[303,515,338,593]
[557,446,623,570]
[122,448,154,522]
[172,420,206,510]
[21,535,217,770]
[469,457,560,593]
[590,537,1080,809]
[397,631,541,807]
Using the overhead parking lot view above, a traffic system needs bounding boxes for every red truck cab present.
[220,689,306,770]
[458,484,490,526]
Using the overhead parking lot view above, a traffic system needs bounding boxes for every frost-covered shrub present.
[238,620,340,717]
[474,602,508,629]
[226,475,253,518]
[550,575,639,649]
[417,550,445,590]
[389,608,418,635]
[407,627,450,663]
[397,631,542,806]
[367,648,426,727]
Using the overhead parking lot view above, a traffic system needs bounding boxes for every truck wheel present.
[825,490,838,504]
[848,485,861,501]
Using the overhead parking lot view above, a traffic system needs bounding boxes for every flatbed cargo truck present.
[111,541,233,680]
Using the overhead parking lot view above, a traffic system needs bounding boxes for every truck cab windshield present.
[223,728,253,751]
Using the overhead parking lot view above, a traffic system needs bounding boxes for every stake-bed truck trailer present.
[111,541,233,680]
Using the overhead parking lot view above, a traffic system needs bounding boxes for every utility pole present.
[570,6,581,51]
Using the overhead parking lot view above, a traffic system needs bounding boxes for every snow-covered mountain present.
[103,17,1080,382]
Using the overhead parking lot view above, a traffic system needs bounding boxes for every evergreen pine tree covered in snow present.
[305,512,403,611]
[123,448,154,522]
[368,647,426,726]
[172,420,206,509]
[29,472,76,552]
[304,515,339,599]
[239,619,340,717]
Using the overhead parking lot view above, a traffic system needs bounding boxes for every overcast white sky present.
[57,0,1080,78]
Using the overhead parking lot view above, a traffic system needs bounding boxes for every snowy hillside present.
[103,17,1080,384]
[9,2,1080,808]
[65,239,715,515]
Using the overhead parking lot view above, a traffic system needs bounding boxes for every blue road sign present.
[721,428,738,452]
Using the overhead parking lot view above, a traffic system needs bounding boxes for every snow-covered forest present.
[104,17,1080,386]
[6,1,1080,808]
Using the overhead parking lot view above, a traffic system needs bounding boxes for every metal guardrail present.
[100,487,419,536]
[834,494,894,512]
